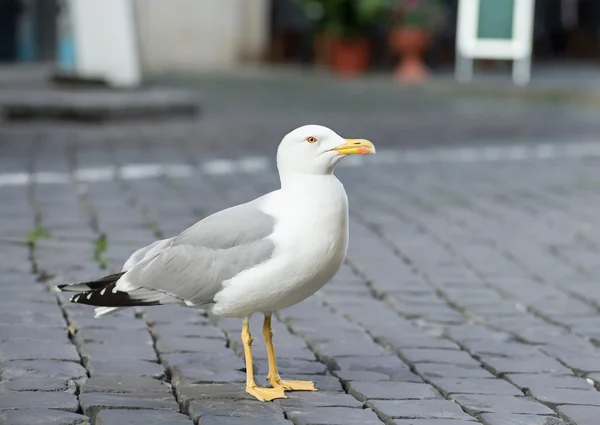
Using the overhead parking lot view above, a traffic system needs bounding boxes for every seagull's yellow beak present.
[331,139,376,156]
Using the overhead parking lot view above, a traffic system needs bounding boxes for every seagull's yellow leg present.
[263,313,317,392]
[241,317,286,401]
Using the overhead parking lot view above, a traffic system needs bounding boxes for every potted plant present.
[298,0,389,77]
[387,0,446,82]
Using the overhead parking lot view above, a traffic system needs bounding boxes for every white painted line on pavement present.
[119,164,164,180]
[2,139,600,188]
[237,157,270,173]
[33,172,71,184]
[163,164,194,178]
[201,159,236,175]
[0,172,29,186]
[74,167,116,182]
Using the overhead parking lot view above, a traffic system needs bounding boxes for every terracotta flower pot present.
[389,27,431,83]
[330,38,370,77]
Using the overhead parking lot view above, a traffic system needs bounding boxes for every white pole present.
[68,0,141,87]
[455,53,474,83]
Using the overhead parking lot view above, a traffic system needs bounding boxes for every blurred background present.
[0,0,599,76]
[0,0,599,79]
[3,5,600,423]
[0,0,598,150]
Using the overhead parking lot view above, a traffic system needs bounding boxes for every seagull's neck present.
[277,173,348,217]
[279,172,338,191]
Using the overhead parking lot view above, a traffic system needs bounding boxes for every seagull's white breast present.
[212,175,349,317]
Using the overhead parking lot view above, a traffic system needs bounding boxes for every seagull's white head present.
[276,125,375,176]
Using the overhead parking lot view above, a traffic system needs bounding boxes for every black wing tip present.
[69,284,116,305]
[57,271,126,293]
[69,284,161,308]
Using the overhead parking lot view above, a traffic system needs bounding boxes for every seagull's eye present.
[306,136,318,144]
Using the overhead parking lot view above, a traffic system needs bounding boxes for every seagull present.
[56,124,375,401]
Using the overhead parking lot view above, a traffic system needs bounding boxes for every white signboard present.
[455,0,536,85]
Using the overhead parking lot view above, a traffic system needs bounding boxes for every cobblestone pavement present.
[2,73,600,425]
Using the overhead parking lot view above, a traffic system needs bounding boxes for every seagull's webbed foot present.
[269,377,317,392]
[246,385,287,401]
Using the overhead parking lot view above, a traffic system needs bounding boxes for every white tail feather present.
[94,307,123,318]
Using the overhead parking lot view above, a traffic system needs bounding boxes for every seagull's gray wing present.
[173,199,275,249]
[114,198,276,307]
[122,237,175,271]
[121,195,274,271]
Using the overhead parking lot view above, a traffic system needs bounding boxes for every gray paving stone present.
[348,381,442,401]
[161,352,245,385]
[392,421,478,425]
[86,360,165,378]
[253,359,327,376]
[0,311,66,327]
[0,302,65,315]
[253,345,317,362]
[415,363,494,379]
[480,413,570,425]
[0,360,88,380]
[286,407,382,425]
[278,391,363,408]
[334,370,395,382]
[400,349,480,366]
[557,405,600,425]
[0,409,89,425]
[480,356,571,375]
[586,373,600,386]
[0,377,77,393]
[334,355,421,382]
[177,383,252,410]
[430,378,523,396]
[451,394,555,415]
[188,399,282,421]
[152,323,226,340]
[80,341,157,362]
[554,356,600,373]
[81,376,173,394]
[506,374,594,391]
[446,325,515,343]
[309,375,344,392]
[96,409,193,425]
[68,315,148,330]
[198,417,291,425]
[368,399,475,421]
[140,304,208,324]
[0,292,56,306]
[463,341,543,358]
[0,341,80,362]
[528,387,600,406]
[379,333,461,349]
[79,393,179,420]
[0,392,78,411]
[506,373,595,391]
[77,328,154,345]
[155,335,226,354]
[313,339,390,360]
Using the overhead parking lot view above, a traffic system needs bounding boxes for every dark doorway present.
[0,0,21,62]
